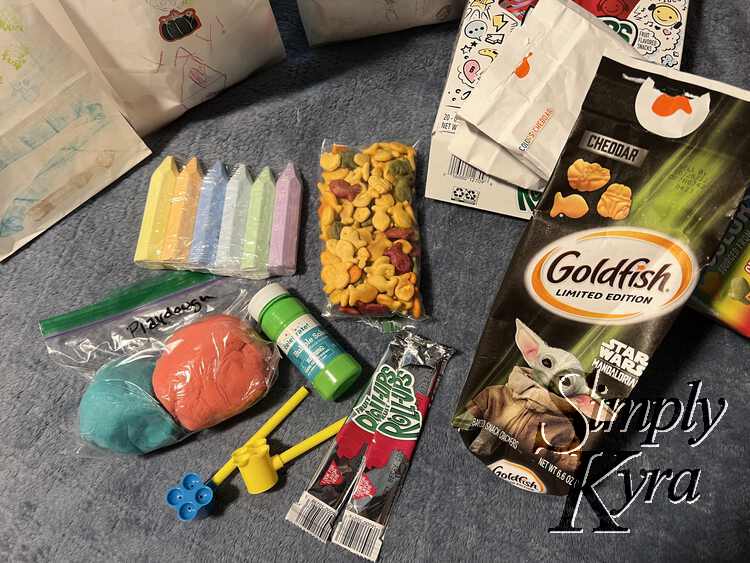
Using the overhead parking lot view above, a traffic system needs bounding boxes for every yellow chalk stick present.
[162,157,203,262]
[134,156,179,264]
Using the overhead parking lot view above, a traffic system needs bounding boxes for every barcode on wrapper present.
[448,155,488,183]
[286,492,338,543]
[331,512,384,562]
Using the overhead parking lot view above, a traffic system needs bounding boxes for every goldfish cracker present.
[316,140,424,320]
[320,152,341,171]
[550,192,589,219]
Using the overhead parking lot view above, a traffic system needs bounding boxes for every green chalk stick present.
[241,167,276,276]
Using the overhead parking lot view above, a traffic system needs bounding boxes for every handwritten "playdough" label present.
[277,314,345,381]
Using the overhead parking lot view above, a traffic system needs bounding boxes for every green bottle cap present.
[248,282,289,322]
[312,354,362,401]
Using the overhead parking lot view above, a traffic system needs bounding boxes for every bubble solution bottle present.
[249,283,361,400]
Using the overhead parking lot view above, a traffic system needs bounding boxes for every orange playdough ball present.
[152,315,273,431]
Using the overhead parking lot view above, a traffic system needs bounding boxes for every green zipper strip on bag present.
[39,271,216,337]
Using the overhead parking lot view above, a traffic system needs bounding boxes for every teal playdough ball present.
[79,355,185,454]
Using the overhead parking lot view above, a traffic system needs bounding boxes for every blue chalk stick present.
[188,161,229,266]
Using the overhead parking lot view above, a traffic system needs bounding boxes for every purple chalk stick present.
[268,162,302,276]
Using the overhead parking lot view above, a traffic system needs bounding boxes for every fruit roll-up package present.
[286,350,395,542]
[317,140,424,322]
[452,51,750,496]
[692,188,750,338]
[331,333,453,561]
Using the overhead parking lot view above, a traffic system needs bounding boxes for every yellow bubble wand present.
[166,386,346,521]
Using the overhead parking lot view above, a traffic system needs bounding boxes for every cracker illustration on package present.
[453,53,750,496]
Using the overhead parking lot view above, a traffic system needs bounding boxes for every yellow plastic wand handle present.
[276,416,347,468]
[210,386,309,486]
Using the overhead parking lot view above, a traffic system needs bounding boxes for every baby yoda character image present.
[465,320,611,475]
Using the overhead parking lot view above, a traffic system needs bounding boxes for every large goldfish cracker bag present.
[452,52,750,495]
[297,0,464,46]
[317,141,424,322]
[449,0,641,188]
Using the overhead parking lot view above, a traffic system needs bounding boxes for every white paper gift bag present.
[297,0,465,46]
[450,0,640,184]
[59,0,286,135]
[0,2,150,261]
[450,121,547,191]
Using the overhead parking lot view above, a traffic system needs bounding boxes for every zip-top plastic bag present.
[316,140,424,322]
[40,272,280,455]
[452,52,750,495]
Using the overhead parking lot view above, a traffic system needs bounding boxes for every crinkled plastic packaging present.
[452,53,750,495]
[317,140,424,322]
[135,157,302,280]
[692,188,750,338]
[287,332,453,561]
[40,272,280,455]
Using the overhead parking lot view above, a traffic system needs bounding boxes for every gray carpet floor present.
[1,1,749,561]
